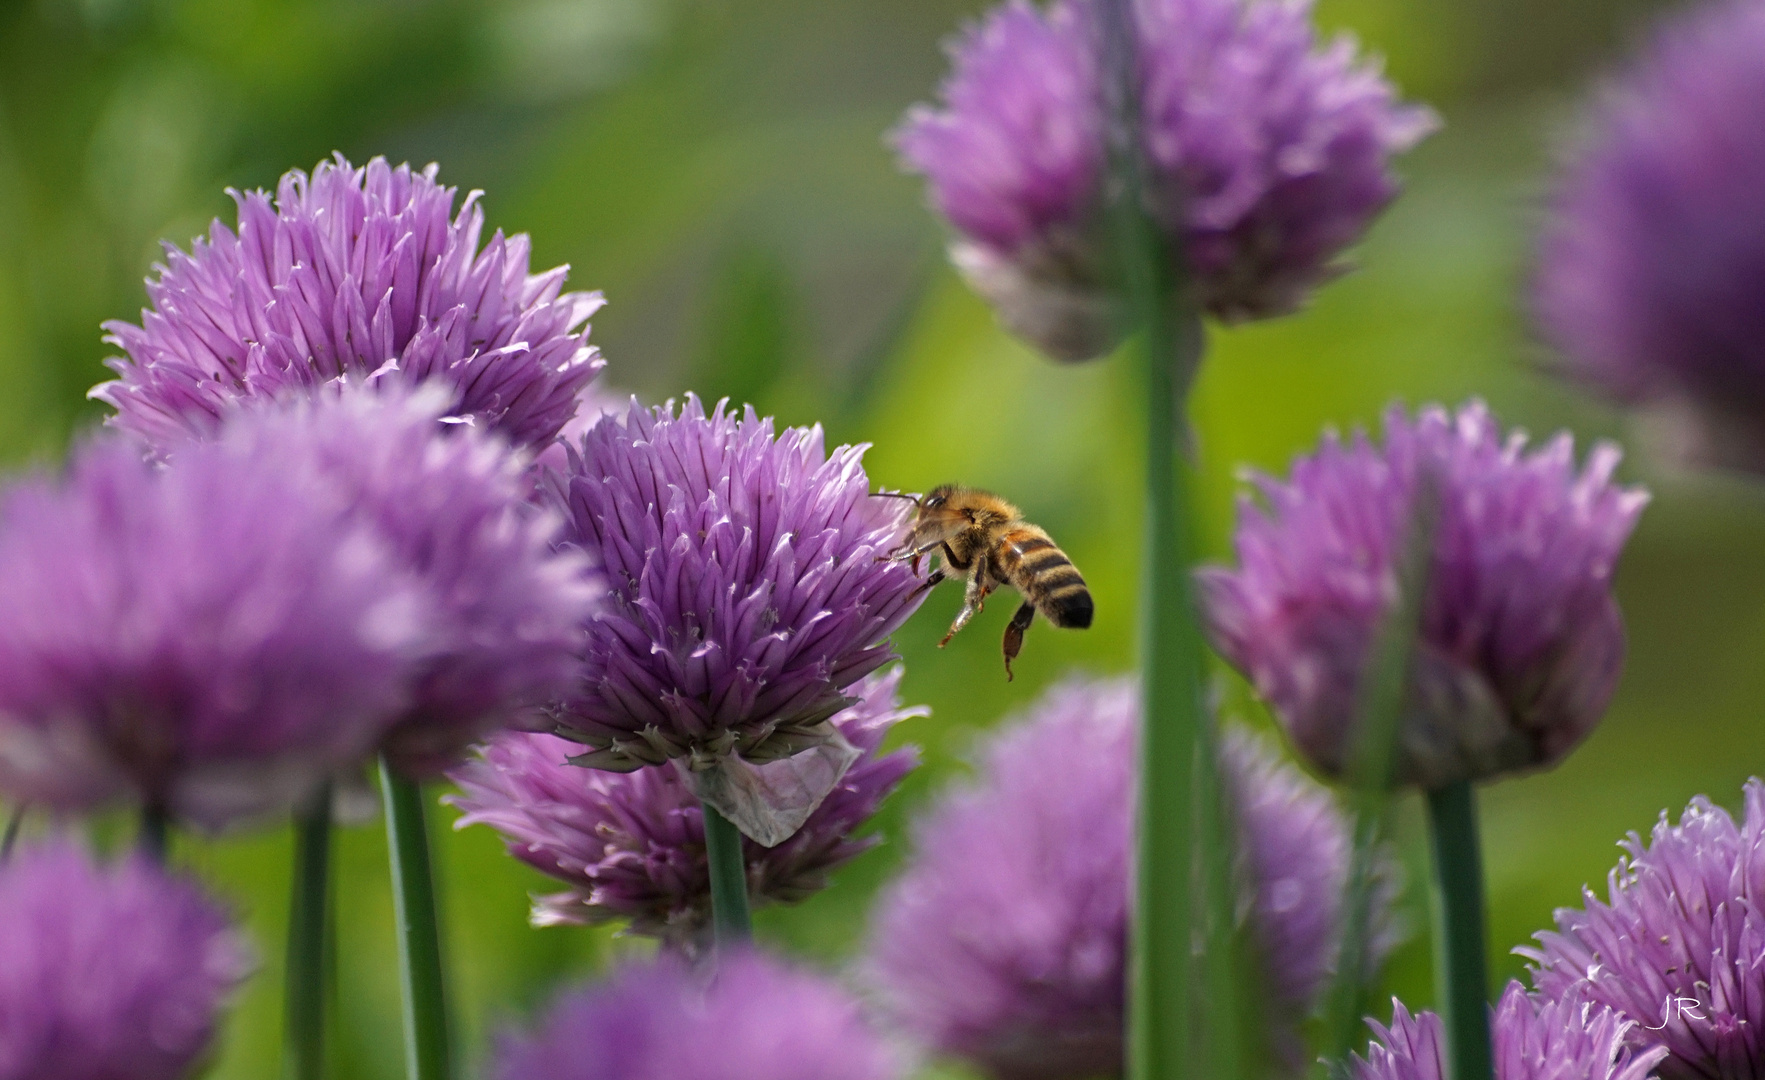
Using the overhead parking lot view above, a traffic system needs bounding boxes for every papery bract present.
[448,667,920,950]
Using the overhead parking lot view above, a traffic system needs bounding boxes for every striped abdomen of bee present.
[990,526,1093,631]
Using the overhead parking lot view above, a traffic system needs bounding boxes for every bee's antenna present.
[870,489,921,504]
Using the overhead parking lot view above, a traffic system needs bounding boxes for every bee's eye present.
[924,496,945,509]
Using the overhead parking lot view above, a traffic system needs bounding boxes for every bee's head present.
[923,484,959,510]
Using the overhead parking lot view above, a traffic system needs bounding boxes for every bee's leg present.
[940,542,972,571]
[1002,601,1036,681]
[910,569,947,598]
[881,540,944,569]
[938,562,993,648]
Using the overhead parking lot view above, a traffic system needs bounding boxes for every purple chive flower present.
[1353,982,1669,1080]
[1533,0,1765,474]
[206,387,599,776]
[1198,401,1649,791]
[897,0,1435,361]
[1521,780,1765,1080]
[0,429,432,830]
[864,674,1385,1080]
[544,396,925,772]
[93,154,604,453]
[0,842,253,1080]
[446,667,920,950]
[493,949,904,1080]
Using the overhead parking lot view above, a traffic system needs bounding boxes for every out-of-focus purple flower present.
[0,842,253,1080]
[1533,0,1765,474]
[0,430,431,830]
[210,387,599,776]
[94,154,604,453]
[1522,780,1765,1080]
[447,667,921,950]
[864,674,1383,1080]
[492,949,904,1080]
[897,0,1435,360]
[1198,401,1648,791]
[1353,983,1668,1080]
[544,396,925,772]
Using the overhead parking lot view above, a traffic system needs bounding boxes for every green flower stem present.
[380,758,451,1080]
[139,802,169,863]
[284,782,332,1080]
[1426,779,1493,1080]
[1,804,24,862]
[1094,2,1215,1078]
[702,800,753,946]
[1321,479,1439,1070]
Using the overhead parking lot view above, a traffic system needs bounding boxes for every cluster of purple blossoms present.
[0,387,594,829]
[209,388,601,777]
[1353,982,1668,1080]
[492,949,904,1080]
[865,674,1389,1080]
[0,422,429,829]
[1199,401,1648,791]
[0,842,252,1080]
[1523,780,1765,1080]
[448,667,920,950]
[543,396,926,773]
[898,0,1435,360]
[94,154,604,453]
[1533,0,1765,474]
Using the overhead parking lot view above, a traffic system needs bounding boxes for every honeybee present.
[880,484,1093,680]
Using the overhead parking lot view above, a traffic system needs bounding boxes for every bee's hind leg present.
[1002,601,1035,681]
[937,563,993,648]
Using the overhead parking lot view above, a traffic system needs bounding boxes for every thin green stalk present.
[284,781,332,1080]
[1,803,24,862]
[1094,5,1217,1077]
[1095,2,1213,1078]
[139,803,169,863]
[702,801,753,946]
[380,758,451,1080]
[1196,720,1246,1080]
[1321,478,1440,1071]
[1426,780,1492,1080]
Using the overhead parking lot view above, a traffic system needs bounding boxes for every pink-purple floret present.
[1199,401,1648,789]
[492,950,903,1080]
[897,0,1434,325]
[214,389,599,777]
[542,396,925,770]
[94,154,604,453]
[0,424,431,829]
[1534,0,1765,468]
[447,667,920,947]
[864,674,1383,1080]
[0,843,251,1080]
[1354,983,1668,1080]
[1523,780,1765,1080]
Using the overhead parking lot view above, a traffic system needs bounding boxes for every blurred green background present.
[4,0,1763,1077]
